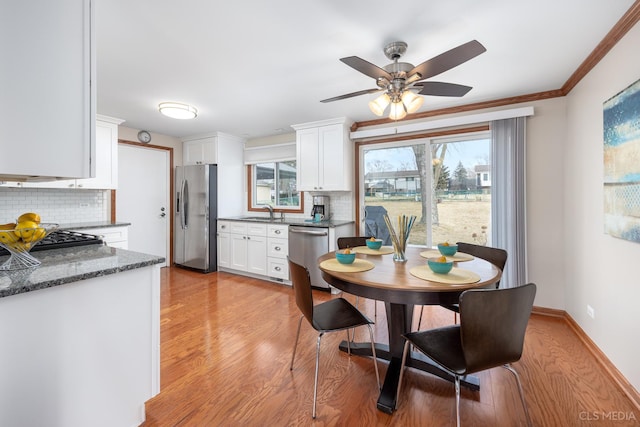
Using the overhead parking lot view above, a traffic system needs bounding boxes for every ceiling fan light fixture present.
[368,93,390,116]
[158,102,198,120]
[388,100,407,120]
[401,90,424,114]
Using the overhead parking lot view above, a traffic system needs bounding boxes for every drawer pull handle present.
[274,266,281,271]
[274,246,281,251]
[275,230,281,234]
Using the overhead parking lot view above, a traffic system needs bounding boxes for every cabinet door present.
[217,232,230,268]
[229,233,248,270]
[1,0,94,180]
[318,124,345,191]
[77,120,118,189]
[246,234,267,275]
[296,127,320,191]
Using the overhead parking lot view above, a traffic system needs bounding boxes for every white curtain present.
[491,117,527,288]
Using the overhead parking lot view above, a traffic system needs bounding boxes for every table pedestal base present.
[338,341,479,414]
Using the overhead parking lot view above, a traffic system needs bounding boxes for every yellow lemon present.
[437,256,447,263]
[0,230,19,245]
[32,227,46,241]
[441,242,450,247]
[369,236,376,241]
[0,222,16,230]
[15,220,38,242]
[18,212,41,224]
[343,248,352,254]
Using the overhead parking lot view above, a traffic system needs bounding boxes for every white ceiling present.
[95,0,635,140]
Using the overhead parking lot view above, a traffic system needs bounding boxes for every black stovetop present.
[0,230,104,256]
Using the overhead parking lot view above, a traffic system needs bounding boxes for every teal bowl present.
[336,250,356,264]
[437,243,458,256]
[428,258,454,274]
[365,239,383,250]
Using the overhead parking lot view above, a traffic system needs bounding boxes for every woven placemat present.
[409,265,480,284]
[319,258,375,273]
[352,246,394,255]
[419,249,474,262]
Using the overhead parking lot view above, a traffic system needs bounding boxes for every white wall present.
[118,126,182,167]
[564,22,640,391]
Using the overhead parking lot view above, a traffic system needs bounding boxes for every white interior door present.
[116,144,169,266]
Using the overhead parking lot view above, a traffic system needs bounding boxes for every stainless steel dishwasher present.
[288,226,331,290]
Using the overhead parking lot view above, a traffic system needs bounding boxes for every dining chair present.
[416,242,507,330]
[336,236,378,318]
[397,283,537,427]
[288,258,381,419]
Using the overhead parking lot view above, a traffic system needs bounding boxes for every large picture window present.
[249,161,302,211]
[360,132,491,247]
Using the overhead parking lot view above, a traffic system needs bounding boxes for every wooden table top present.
[319,246,502,306]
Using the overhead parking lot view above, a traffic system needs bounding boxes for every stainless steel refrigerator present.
[175,164,218,272]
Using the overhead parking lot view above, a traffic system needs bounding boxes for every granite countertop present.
[220,216,355,228]
[0,245,164,298]
[57,221,131,231]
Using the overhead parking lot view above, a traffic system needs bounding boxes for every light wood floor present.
[141,267,638,426]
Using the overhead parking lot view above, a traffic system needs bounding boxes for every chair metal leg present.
[290,315,304,370]
[417,305,425,330]
[395,340,411,408]
[365,324,381,389]
[503,364,533,427]
[455,375,461,427]
[312,332,325,419]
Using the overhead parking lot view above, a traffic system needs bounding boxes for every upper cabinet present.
[181,132,246,217]
[0,0,95,181]
[292,118,353,192]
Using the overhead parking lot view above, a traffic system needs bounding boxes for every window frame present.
[246,161,304,213]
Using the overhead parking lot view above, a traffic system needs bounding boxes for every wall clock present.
[137,130,152,143]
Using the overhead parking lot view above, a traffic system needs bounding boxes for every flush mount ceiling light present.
[321,40,486,121]
[158,102,198,120]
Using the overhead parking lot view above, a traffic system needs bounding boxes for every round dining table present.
[318,245,502,414]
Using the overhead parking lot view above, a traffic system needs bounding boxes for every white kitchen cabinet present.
[0,0,95,181]
[292,117,353,192]
[182,132,245,218]
[17,116,123,190]
[266,224,289,280]
[218,221,267,276]
[71,226,129,249]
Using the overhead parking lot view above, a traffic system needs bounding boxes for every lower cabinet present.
[70,226,129,249]
[218,221,267,276]
[217,221,289,282]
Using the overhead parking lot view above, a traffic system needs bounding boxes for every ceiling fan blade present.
[416,81,473,97]
[340,56,393,81]
[409,40,486,81]
[320,88,382,103]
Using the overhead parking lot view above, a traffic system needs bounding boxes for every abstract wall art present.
[603,78,640,243]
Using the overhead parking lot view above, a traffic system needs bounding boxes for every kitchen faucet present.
[261,204,274,220]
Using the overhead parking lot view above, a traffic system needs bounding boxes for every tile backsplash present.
[0,188,107,224]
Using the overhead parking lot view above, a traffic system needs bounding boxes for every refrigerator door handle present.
[180,179,188,229]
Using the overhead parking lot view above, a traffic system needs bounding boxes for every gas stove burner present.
[0,230,105,256]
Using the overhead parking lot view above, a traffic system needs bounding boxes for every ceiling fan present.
[321,40,486,120]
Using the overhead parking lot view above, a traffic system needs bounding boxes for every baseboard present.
[533,305,640,412]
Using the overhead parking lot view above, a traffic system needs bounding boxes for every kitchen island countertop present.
[0,245,164,298]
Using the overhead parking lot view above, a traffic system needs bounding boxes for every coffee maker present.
[311,195,330,220]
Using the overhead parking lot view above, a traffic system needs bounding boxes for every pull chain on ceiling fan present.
[321,40,486,120]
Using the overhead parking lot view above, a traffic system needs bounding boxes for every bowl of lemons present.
[365,237,383,250]
[335,248,356,264]
[0,212,58,270]
[437,242,458,256]
[427,256,454,274]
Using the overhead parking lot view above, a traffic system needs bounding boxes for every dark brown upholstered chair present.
[398,283,536,427]
[417,242,508,329]
[337,236,378,318]
[288,258,380,419]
